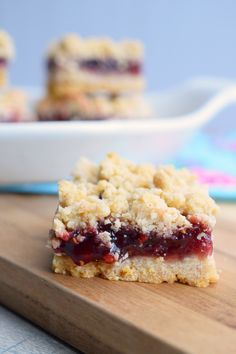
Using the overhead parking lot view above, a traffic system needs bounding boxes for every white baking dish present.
[1,77,236,184]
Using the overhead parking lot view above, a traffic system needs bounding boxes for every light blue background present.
[1,0,236,90]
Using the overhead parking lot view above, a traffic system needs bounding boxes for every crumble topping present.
[0,31,14,59]
[97,231,112,248]
[53,153,218,235]
[47,33,143,61]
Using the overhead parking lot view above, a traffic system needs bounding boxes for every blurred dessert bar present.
[0,30,14,87]
[46,34,144,96]
[0,30,28,122]
[37,34,150,121]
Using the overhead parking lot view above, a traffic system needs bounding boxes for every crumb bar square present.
[46,34,145,96]
[50,153,219,287]
[37,34,149,121]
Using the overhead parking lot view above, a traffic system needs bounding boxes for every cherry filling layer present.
[53,218,213,266]
[47,58,141,75]
[0,58,7,67]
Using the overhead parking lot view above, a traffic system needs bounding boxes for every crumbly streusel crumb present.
[47,33,143,60]
[53,153,218,235]
[0,30,14,59]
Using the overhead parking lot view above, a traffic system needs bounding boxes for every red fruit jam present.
[47,58,142,75]
[53,219,213,266]
[0,58,7,67]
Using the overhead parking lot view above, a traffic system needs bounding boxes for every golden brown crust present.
[47,75,145,96]
[53,254,219,287]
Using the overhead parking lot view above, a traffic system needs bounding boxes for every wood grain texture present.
[0,195,236,354]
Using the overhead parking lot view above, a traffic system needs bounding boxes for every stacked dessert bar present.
[50,153,219,287]
[0,30,27,122]
[37,34,150,121]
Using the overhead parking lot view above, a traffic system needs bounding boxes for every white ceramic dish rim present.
[1,76,236,184]
[1,77,236,136]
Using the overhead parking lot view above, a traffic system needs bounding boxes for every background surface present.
[1,0,236,90]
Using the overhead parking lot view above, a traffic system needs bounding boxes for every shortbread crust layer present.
[53,254,218,287]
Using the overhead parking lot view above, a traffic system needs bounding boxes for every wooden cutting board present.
[0,195,236,354]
